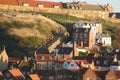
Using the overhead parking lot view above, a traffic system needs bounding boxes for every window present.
[23,71,26,75]
[23,3,29,6]
[40,76,43,78]
[104,60,108,65]
[108,78,113,80]
[69,75,72,78]
[87,78,93,80]
[54,5,60,8]
[84,34,87,38]
[96,61,100,64]
[41,56,44,60]
[1,55,3,61]
[38,4,44,8]
[57,75,62,79]
[6,73,10,77]
[49,76,54,80]
[76,29,79,32]
[71,64,74,66]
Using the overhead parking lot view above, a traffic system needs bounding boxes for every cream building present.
[0,46,8,71]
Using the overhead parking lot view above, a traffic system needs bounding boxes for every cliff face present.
[0,13,66,57]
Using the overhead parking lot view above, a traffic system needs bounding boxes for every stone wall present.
[0,4,109,21]
[109,18,120,24]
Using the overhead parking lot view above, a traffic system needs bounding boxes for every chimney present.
[24,55,28,62]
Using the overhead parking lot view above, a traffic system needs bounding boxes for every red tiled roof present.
[0,0,63,8]
[9,69,24,79]
[0,0,18,5]
[34,1,63,8]
[29,74,40,80]
[8,57,21,63]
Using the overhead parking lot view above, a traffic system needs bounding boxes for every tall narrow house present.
[72,21,102,51]
[0,46,8,71]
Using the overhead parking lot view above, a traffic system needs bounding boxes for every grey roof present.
[73,21,87,29]
[63,2,105,11]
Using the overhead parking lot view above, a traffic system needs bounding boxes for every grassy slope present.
[0,13,66,57]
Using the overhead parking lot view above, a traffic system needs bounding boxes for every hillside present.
[0,13,66,57]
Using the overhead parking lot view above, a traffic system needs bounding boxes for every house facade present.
[34,53,56,70]
[97,34,111,46]
[0,46,8,71]
[105,69,120,80]
[72,21,102,50]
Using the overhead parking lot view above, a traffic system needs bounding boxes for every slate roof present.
[58,47,73,55]
[63,2,105,11]
[109,13,120,19]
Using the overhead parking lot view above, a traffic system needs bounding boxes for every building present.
[109,13,120,19]
[105,69,120,80]
[2,69,25,80]
[65,2,113,12]
[34,52,56,70]
[0,0,113,21]
[0,0,63,8]
[62,59,80,69]
[72,21,102,51]
[97,33,111,46]
[0,46,8,71]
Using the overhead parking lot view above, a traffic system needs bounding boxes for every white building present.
[97,34,111,46]
[62,60,80,69]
